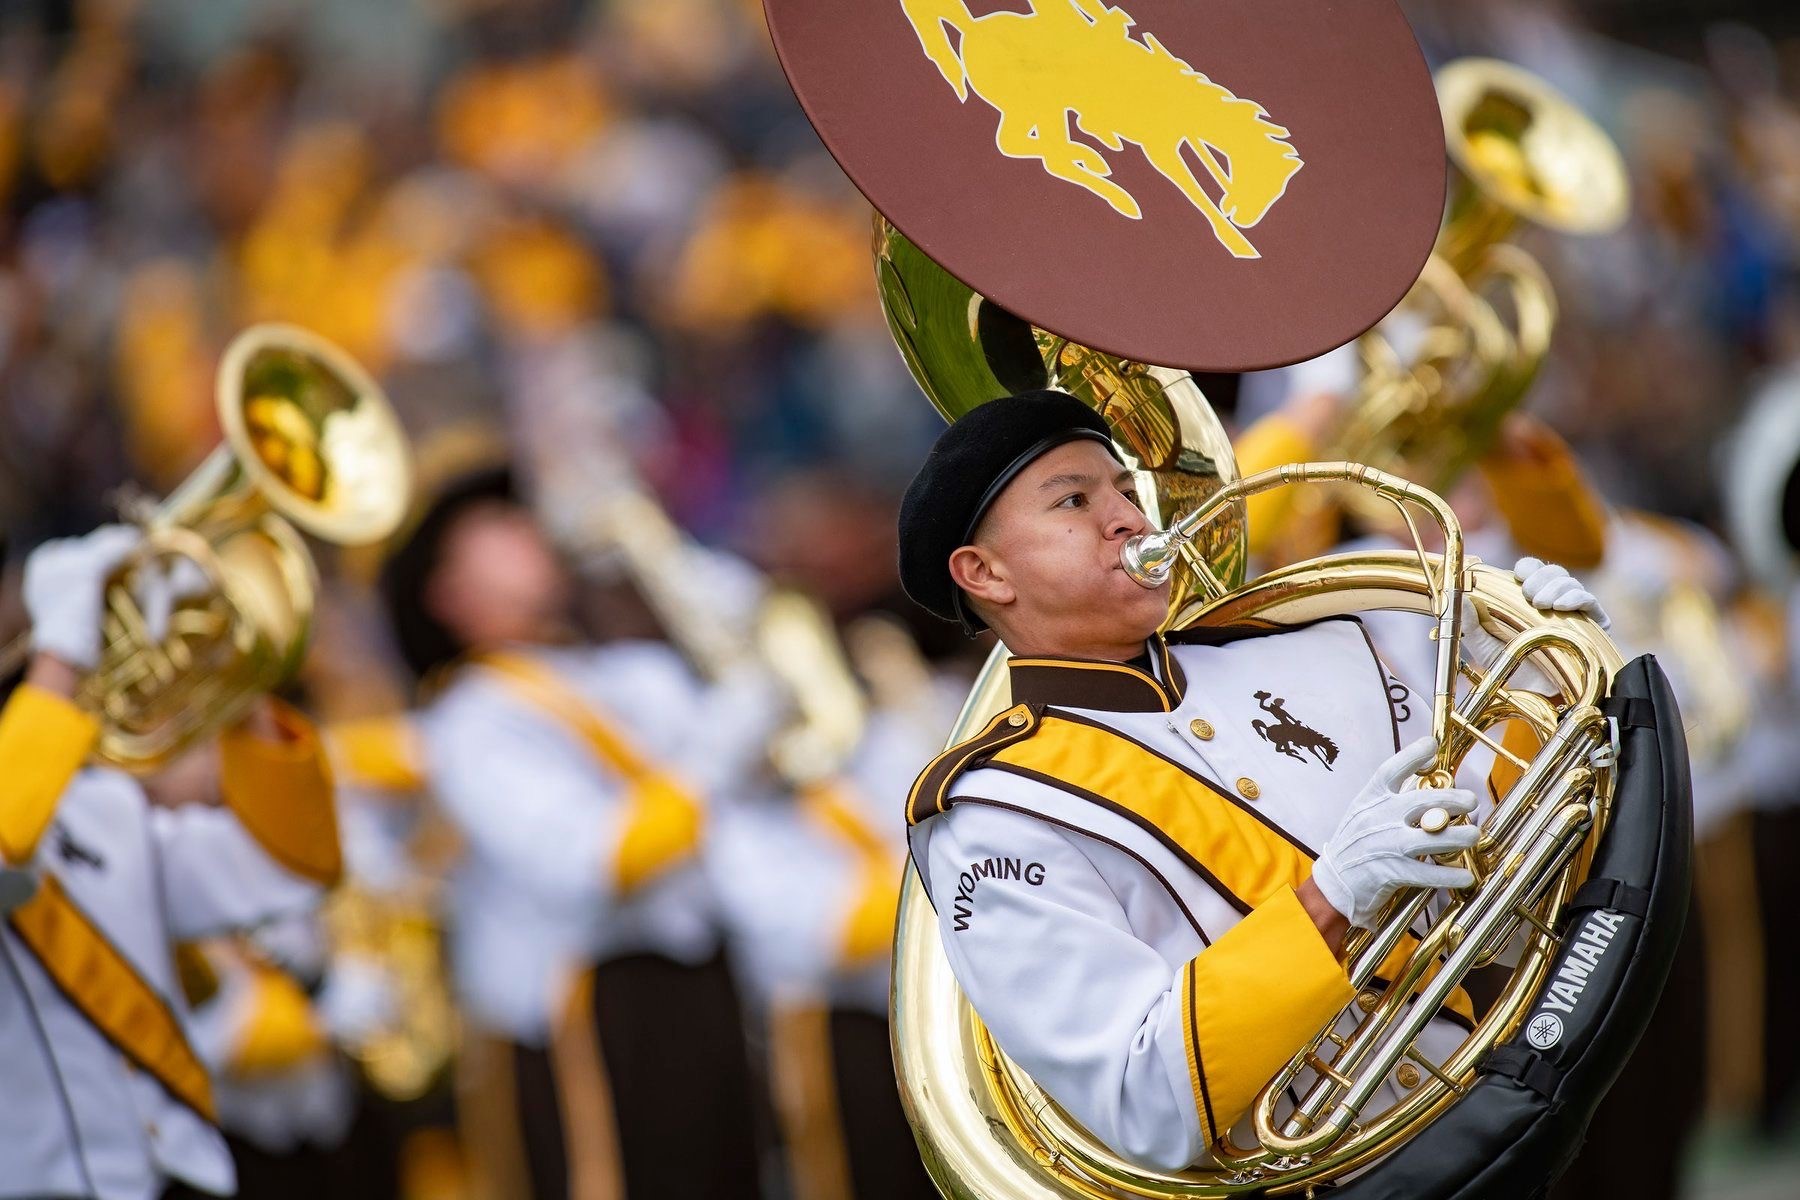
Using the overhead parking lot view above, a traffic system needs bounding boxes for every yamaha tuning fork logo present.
[1523,908,1629,1050]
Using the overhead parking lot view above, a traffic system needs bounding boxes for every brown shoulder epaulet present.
[905,702,1042,826]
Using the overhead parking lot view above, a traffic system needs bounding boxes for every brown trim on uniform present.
[1184,961,1220,1140]
[906,703,1042,826]
[1007,644,1184,713]
[1347,618,1406,753]
[1162,614,1363,647]
[1045,709,1323,859]
[952,797,1209,940]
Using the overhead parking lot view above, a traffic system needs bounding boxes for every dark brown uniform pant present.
[510,950,765,1200]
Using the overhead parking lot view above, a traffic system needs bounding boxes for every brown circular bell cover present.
[764,0,1446,372]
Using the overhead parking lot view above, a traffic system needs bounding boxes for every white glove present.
[21,525,144,670]
[1513,557,1610,629]
[1459,597,1557,695]
[316,955,400,1044]
[1311,737,1479,929]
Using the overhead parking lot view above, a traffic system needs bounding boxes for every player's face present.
[427,501,572,650]
[961,439,1171,658]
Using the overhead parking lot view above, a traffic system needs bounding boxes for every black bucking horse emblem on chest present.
[1251,691,1339,771]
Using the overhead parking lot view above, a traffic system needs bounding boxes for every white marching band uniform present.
[0,729,334,1200]
[417,639,745,1045]
[909,618,1507,1171]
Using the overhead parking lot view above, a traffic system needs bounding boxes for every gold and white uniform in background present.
[0,687,340,1200]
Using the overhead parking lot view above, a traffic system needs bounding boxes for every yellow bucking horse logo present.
[901,0,1302,259]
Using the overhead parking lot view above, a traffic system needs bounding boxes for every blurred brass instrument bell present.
[873,214,1248,610]
[1324,58,1627,530]
[4,324,412,771]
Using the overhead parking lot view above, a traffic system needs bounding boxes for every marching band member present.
[896,391,1607,1170]
[0,525,343,1200]
[709,625,956,1200]
[376,465,768,1200]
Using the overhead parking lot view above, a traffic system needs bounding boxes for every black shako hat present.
[898,390,1116,633]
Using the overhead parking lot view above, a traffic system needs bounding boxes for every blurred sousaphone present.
[1723,367,1800,591]
[1320,59,1628,534]
[874,216,1246,613]
[2,323,412,771]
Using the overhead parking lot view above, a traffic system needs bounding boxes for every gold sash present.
[988,714,1474,1022]
[478,653,704,891]
[9,875,216,1120]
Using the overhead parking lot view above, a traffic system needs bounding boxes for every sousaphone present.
[764,3,1690,1196]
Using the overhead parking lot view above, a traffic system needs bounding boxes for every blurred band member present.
[0,525,343,1200]
[709,641,951,1200]
[377,467,766,1200]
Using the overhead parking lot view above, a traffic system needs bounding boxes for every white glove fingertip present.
[1512,557,1546,583]
[1521,564,1567,600]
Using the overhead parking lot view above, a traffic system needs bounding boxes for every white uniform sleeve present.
[152,806,325,940]
[925,802,1208,1171]
[421,686,622,909]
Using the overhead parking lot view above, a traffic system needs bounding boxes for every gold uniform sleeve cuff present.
[229,965,329,1077]
[1179,886,1354,1143]
[324,714,427,793]
[219,701,343,887]
[839,867,902,965]
[1477,444,1608,570]
[0,684,101,865]
[613,774,704,894]
[1235,415,1318,559]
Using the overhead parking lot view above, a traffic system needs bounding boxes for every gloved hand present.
[1311,737,1479,929]
[1513,557,1609,629]
[1458,557,1608,694]
[21,527,208,673]
[21,525,144,670]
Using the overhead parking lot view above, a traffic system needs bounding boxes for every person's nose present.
[1103,488,1150,541]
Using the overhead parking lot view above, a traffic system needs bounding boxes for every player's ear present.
[949,544,1015,609]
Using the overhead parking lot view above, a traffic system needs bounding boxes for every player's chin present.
[1112,569,1172,625]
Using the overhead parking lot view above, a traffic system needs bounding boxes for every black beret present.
[898,390,1115,632]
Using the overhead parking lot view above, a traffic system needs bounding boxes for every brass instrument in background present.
[1317,59,1627,534]
[323,873,460,1101]
[0,324,412,772]
[874,215,1248,611]
[895,464,1625,1198]
[540,456,868,785]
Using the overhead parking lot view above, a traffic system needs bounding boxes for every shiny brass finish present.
[874,215,1247,610]
[1235,778,1261,801]
[1189,718,1215,741]
[1314,60,1626,531]
[323,879,459,1101]
[893,465,1624,1198]
[5,324,412,771]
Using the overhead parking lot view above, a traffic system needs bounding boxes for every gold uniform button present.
[1188,718,1215,740]
[1007,711,1028,728]
[1236,777,1260,800]
[1396,1063,1422,1090]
